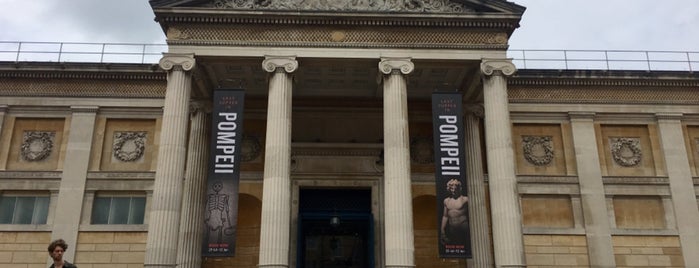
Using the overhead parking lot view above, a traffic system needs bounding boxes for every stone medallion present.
[410,137,434,164]
[113,131,147,162]
[610,137,642,167]
[241,135,261,162]
[522,136,554,166]
[20,131,55,162]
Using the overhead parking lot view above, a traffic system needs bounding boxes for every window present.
[0,195,49,224]
[91,195,146,224]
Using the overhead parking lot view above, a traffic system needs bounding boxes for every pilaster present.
[656,113,699,265]
[464,105,494,268]
[258,56,297,268]
[50,105,98,264]
[480,59,525,267]
[177,101,211,268]
[145,53,195,268]
[0,105,7,139]
[568,111,615,267]
[379,57,415,268]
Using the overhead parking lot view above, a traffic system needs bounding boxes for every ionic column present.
[569,112,615,267]
[258,56,297,268]
[144,53,195,268]
[480,59,525,267]
[50,105,98,264]
[379,58,415,268]
[176,101,211,268]
[464,105,494,268]
[656,113,699,265]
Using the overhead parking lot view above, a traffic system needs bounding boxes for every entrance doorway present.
[297,189,373,268]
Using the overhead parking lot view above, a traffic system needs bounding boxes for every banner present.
[202,90,245,257]
[432,92,472,258]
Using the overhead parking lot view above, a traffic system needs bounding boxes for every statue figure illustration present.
[205,181,235,245]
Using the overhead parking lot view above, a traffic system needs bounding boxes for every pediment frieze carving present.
[211,0,473,13]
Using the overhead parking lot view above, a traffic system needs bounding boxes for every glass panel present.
[110,198,131,224]
[32,197,49,224]
[0,197,16,224]
[15,197,35,224]
[128,197,146,224]
[92,197,111,224]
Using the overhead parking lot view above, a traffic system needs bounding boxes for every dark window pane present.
[15,197,35,224]
[92,197,111,224]
[110,198,131,224]
[129,197,146,224]
[0,197,16,224]
[33,197,49,224]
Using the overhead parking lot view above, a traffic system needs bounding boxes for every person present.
[48,239,77,268]
[440,178,469,245]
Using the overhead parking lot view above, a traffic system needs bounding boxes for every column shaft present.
[480,59,525,267]
[177,104,211,268]
[258,56,297,268]
[656,114,699,265]
[569,112,615,267]
[464,110,494,268]
[380,58,414,268]
[50,106,97,264]
[145,54,195,268]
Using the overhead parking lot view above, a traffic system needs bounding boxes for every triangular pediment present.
[150,0,524,15]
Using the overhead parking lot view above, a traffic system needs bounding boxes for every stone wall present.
[74,232,146,268]
[612,236,684,267]
[524,235,588,267]
[0,232,51,268]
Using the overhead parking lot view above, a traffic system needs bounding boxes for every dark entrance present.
[297,189,373,268]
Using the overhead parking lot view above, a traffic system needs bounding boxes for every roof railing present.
[1,41,697,72]
[0,41,167,64]
[508,49,698,72]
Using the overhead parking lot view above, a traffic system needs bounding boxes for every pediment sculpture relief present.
[212,0,473,13]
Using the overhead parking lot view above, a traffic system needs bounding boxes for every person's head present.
[446,179,462,196]
[48,239,68,261]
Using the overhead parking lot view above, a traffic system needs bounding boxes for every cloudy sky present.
[0,0,698,51]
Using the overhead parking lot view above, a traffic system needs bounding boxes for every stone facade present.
[0,1,698,268]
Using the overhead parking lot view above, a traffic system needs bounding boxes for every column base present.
[144,264,176,268]
[258,264,289,268]
[497,265,526,268]
[386,265,416,268]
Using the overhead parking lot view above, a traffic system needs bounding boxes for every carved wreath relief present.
[410,137,434,164]
[610,137,642,167]
[20,131,55,162]
[113,131,147,162]
[212,0,471,13]
[240,135,261,162]
[522,136,554,166]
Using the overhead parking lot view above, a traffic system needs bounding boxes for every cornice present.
[0,71,166,81]
[509,78,699,87]
[167,40,508,50]
[155,12,520,29]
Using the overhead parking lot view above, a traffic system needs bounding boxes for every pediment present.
[150,0,524,14]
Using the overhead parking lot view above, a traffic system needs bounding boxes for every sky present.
[0,0,698,51]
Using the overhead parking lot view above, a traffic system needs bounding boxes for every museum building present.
[0,0,698,267]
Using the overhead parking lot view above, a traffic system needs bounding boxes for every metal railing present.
[0,41,167,64]
[1,41,698,72]
[508,49,698,72]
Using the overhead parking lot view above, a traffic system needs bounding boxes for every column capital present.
[70,105,99,113]
[656,112,683,121]
[379,57,414,75]
[466,103,485,118]
[262,56,298,73]
[569,111,596,121]
[159,53,196,72]
[480,58,516,77]
[190,100,212,116]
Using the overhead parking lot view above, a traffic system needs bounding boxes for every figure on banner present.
[440,178,469,245]
[205,181,235,244]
